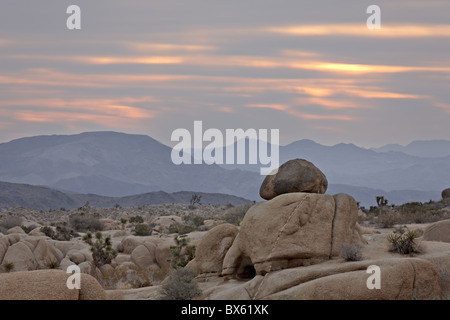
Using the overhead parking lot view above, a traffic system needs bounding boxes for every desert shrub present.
[223,203,252,225]
[0,215,22,230]
[40,226,56,238]
[168,235,196,269]
[377,210,397,228]
[57,224,78,239]
[69,213,104,232]
[83,231,118,269]
[387,229,421,255]
[159,267,202,300]
[2,261,14,273]
[182,214,204,228]
[40,225,76,241]
[45,258,60,269]
[168,223,196,235]
[120,217,128,230]
[20,224,37,234]
[134,223,152,236]
[340,243,363,261]
[129,216,144,224]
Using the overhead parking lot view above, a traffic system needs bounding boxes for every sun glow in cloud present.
[74,56,183,65]
[5,97,156,128]
[124,42,217,53]
[245,104,289,111]
[268,24,450,38]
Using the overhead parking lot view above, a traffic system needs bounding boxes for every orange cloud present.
[74,56,183,65]
[434,102,450,113]
[298,113,354,121]
[7,96,156,129]
[245,104,289,111]
[301,97,359,110]
[298,87,334,97]
[218,106,234,113]
[345,89,424,99]
[124,42,216,53]
[267,24,450,38]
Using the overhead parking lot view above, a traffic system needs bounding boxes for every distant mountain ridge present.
[0,181,252,211]
[0,131,449,208]
[0,131,263,200]
[371,139,450,158]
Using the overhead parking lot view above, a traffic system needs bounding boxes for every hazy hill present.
[0,132,263,201]
[0,132,448,208]
[218,138,450,193]
[0,181,252,211]
[372,140,450,158]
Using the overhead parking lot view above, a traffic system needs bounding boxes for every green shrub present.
[40,225,76,241]
[69,213,104,232]
[2,261,14,273]
[40,226,56,238]
[20,225,36,234]
[168,223,196,235]
[129,216,144,224]
[183,214,204,228]
[134,223,152,236]
[168,235,196,269]
[120,217,128,230]
[45,258,60,269]
[387,229,421,255]
[159,267,201,300]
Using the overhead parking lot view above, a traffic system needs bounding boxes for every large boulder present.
[120,236,144,254]
[130,245,155,269]
[187,223,239,278]
[423,219,450,243]
[33,238,64,268]
[259,159,328,200]
[0,269,105,300]
[205,258,442,300]
[442,188,450,200]
[6,226,26,235]
[3,242,37,271]
[222,192,361,277]
[0,236,9,264]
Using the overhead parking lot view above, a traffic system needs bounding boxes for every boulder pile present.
[190,159,364,278]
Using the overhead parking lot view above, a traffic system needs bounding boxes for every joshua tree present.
[376,196,388,207]
[190,194,202,206]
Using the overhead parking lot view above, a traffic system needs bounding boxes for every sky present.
[0,0,450,148]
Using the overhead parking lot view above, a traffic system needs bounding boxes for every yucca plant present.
[2,261,15,273]
[387,229,421,255]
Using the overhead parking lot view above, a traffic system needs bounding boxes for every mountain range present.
[0,181,252,211]
[0,131,449,209]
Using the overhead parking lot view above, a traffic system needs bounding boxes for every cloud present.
[245,104,289,111]
[123,42,217,53]
[267,24,450,38]
[3,97,156,129]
